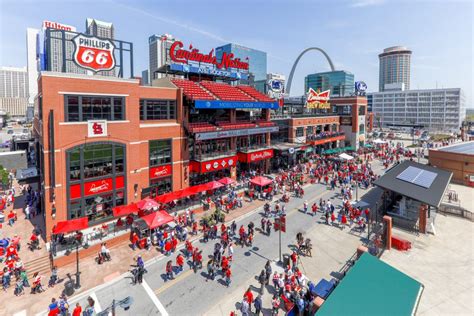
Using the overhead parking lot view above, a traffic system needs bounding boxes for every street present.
[42,161,387,316]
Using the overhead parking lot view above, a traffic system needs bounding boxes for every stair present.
[23,254,52,280]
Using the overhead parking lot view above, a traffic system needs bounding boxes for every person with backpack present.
[166,260,174,280]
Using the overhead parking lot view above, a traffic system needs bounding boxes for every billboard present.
[306,88,331,109]
[194,100,279,110]
[73,34,116,72]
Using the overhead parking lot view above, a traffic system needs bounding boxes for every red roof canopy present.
[218,177,236,185]
[52,217,88,234]
[140,211,174,229]
[155,181,223,204]
[112,203,139,217]
[137,197,160,210]
[250,176,272,187]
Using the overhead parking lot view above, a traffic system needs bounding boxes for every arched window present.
[67,142,126,223]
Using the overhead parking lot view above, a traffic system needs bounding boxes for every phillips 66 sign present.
[73,34,116,72]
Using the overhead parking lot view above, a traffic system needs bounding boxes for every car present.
[6,129,13,134]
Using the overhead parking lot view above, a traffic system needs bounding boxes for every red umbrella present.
[136,197,160,210]
[206,181,224,190]
[218,177,236,185]
[250,176,272,187]
[140,211,175,229]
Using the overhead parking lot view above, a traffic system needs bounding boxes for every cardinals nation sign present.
[73,34,116,72]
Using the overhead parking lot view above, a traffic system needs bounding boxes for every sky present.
[0,0,472,105]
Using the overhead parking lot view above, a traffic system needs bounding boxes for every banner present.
[195,100,279,110]
[238,149,274,163]
[149,165,172,179]
[190,156,237,173]
[70,176,124,199]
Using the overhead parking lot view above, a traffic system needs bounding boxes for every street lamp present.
[97,296,134,316]
[65,238,88,289]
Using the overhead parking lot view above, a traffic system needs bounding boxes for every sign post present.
[275,215,286,263]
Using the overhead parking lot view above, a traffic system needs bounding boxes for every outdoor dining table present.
[312,278,335,299]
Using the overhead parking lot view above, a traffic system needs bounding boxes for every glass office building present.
[304,70,354,97]
[215,43,267,82]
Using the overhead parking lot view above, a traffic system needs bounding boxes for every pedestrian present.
[228,242,234,261]
[176,254,184,273]
[83,296,95,316]
[258,270,266,292]
[206,259,215,281]
[244,287,254,312]
[49,266,58,287]
[265,260,272,285]
[290,251,298,271]
[240,297,250,316]
[303,200,308,214]
[58,294,69,316]
[72,303,82,316]
[225,267,232,287]
[48,298,60,316]
[272,295,280,315]
[254,295,262,315]
[166,260,174,280]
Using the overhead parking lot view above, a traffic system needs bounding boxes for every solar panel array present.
[396,166,438,189]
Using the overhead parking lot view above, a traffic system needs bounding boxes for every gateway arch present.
[286,47,335,95]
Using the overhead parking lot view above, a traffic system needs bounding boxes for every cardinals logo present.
[306,88,331,109]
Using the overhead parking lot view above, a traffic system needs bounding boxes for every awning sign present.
[190,156,237,174]
[149,165,172,179]
[195,126,279,141]
[238,149,274,163]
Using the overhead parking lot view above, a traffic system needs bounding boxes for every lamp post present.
[97,296,134,316]
[74,240,81,289]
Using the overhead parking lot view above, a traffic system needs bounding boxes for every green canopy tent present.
[317,252,423,316]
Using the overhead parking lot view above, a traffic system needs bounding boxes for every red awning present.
[250,176,273,187]
[218,177,236,185]
[112,203,139,217]
[140,211,175,229]
[52,217,89,235]
[155,181,222,204]
[206,181,224,190]
[137,197,160,210]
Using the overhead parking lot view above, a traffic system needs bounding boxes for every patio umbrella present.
[250,176,272,187]
[136,197,160,210]
[112,203,139,217]
[206,181,225,190]
[52,217,89,235]
[140,210,175,230]
[218,177,236,185]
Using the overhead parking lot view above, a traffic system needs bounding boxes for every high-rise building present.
[379,46,411,92]
[215,43,267,81]
[86,18,115,77]
[369,88,465,132]
[86,18,114,39]
[305,70,354,97]
[0,66,28,116]
[141,70,149,85]
[26,28,40,107]
[43,21,86,75]
[148,34,178,83]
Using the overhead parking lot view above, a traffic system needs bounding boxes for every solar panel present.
[396,166,437,189]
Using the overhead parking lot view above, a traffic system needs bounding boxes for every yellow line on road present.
[154,267,195,296]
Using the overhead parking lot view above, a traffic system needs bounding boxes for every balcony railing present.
[306,131,345,141]
[192,150,237,161]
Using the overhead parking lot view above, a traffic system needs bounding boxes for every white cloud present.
[350,0,386,8]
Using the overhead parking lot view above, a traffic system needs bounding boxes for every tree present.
[0,165,10,190]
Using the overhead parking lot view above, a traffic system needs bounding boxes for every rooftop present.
[373,160,452,208]
[437,141,474,155]
[318,252,423,316]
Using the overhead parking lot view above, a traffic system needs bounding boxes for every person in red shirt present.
[176,254,184,273]
[290,251,298,271]
[341,214,347,230]
[192,221,198,235]
[221,256,229,272]
[244,288,254,308]
[225,267,232,287]
[185,240,193,258]
[72,303,82,316]
[30,233,39,250]
[171,237,178,252]
[312,203,318,216]
[6,244,18,258]
[130,232,139,250]
[164,240,172,255]
[7,210,15,226]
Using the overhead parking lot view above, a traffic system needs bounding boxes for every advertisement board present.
[149,165,172,179]
[190,156,237,174]
[73,34,116,72]
[195,126,279,141]
[70,176,125,199]
[238,149,274,163]
[170,63,248,80]
[306,88,331,109]
[195,100,279,110]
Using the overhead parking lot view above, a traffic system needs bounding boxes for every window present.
[140,99,176,120]
[296,127,304,137]
[65,95,125,122]
[67,142,126,223]
[149,139,172,166]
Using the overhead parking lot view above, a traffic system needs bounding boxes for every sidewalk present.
[3,191,269,315]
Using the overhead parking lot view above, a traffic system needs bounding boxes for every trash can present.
[64,280,75,296]
[283,254,290,267]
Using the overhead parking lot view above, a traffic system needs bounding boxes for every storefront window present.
[149,178,172,197]
[306,126,314,136]
[149,140,172,166]
[65,95,125,122]
[140,99,176,120]
[296,127,304,137]
[67,142,126,223]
